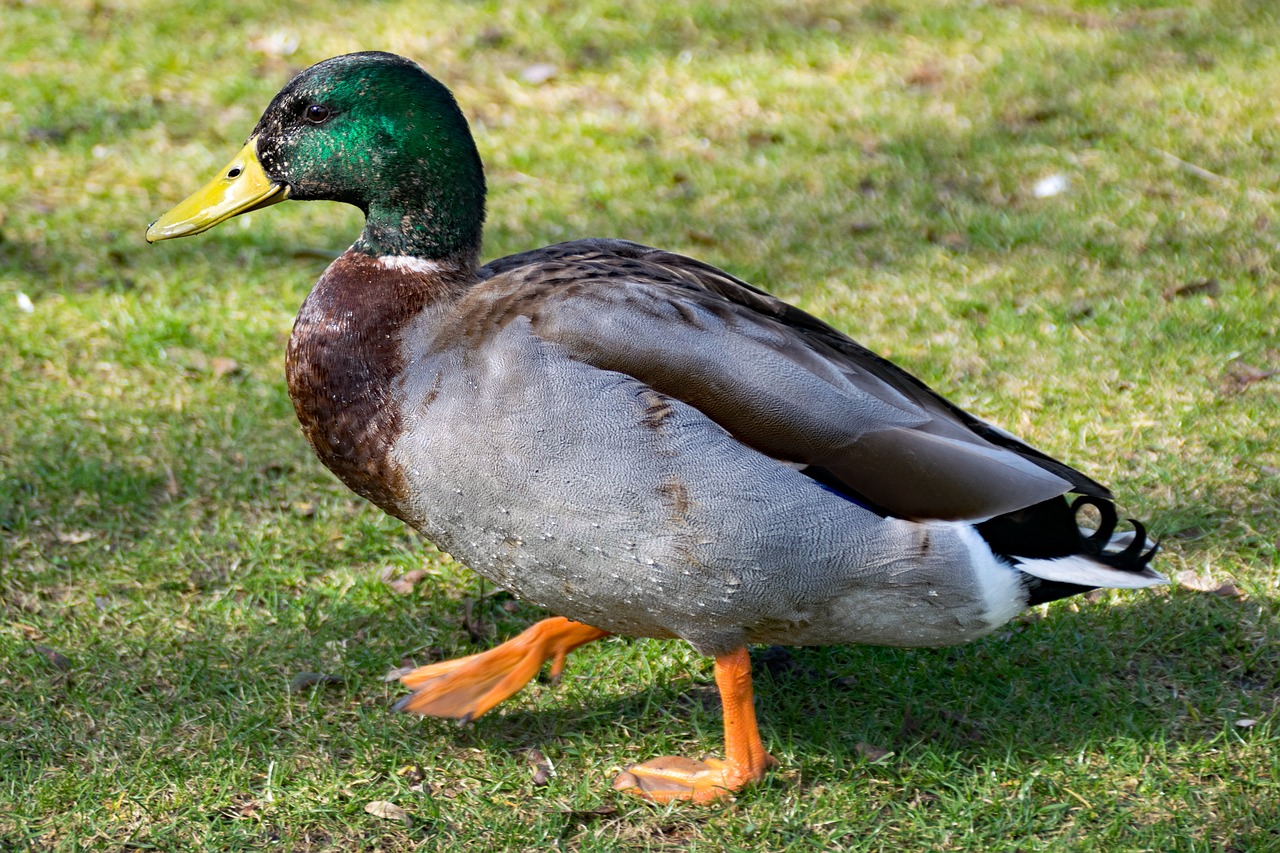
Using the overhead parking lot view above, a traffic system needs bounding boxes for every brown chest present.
[284,253,458,519]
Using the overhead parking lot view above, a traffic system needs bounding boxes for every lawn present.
[2,0,1278,850]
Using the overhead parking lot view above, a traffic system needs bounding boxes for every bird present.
[147,51,1164,803]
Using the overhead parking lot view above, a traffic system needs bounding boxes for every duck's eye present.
[304,104,332,124]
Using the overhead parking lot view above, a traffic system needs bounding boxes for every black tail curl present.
[976,493,1161,606]
[1070,495,1160,571]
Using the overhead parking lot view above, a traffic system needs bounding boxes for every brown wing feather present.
[475,238,1109,521]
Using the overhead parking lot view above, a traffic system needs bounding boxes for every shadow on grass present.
[37,583,1258,765]
[436,592,1274,758]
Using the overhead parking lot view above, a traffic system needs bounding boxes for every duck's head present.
[147,51,486,262]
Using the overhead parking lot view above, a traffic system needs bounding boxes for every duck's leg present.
[396,616,609,722]
[613,646,777,803]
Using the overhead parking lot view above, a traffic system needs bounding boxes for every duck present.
[147,51,1164,803]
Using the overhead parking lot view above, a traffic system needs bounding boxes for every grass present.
[2,0,1278,849]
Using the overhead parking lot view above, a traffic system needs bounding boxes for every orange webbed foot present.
[613,646,777,803]
[613,753,777,804]
[396,616,608,721]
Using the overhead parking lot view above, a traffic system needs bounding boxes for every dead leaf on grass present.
[56,530,94,544]
[211,357,240,379]
[31,644,71,670]
[854,742,892,762]
[1221,360,1278,395]
[364,800,409,823]
[14,623,42,640]
[386,568,429,595]
[383,665,416,682]
[220,793,263,820]
[925,228,969,250]
[1162,278,1219,300]
[1176,570,1246,600]
[524,748,554,786]
[905,61,945,88]
[907,790,940,808]
[396,765,433,794]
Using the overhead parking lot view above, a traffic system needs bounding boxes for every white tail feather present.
[1017,553,1166,589]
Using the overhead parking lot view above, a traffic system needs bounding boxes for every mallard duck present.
[148,52,1164,803]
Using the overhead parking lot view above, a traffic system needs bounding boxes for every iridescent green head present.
[148,52,486,262]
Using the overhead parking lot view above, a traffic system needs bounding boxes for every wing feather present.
[474,239,1109,521]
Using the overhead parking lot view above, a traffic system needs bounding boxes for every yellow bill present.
[146,138,288,242]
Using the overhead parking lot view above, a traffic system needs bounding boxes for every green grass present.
[2,0,1279,849]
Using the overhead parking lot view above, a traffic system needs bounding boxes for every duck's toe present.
[396,616,608,721]
[612,754,775,803]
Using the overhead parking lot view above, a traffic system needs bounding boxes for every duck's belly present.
[388,328,1019,654]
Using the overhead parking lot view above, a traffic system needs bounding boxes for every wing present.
[474,238,1110,521]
